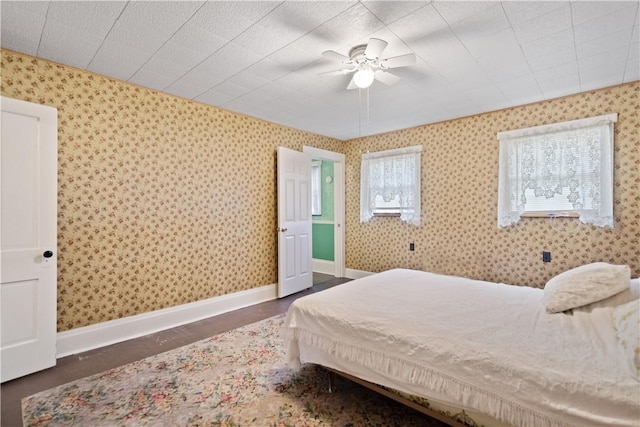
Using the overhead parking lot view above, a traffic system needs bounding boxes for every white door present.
[1,96,58,382]
[277,147,312,298]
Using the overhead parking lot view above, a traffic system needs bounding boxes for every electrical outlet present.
[542,251,551,263]
[409,243,415,251]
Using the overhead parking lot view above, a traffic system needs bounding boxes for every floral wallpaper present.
[1,50,342,331]
[2,49,638,332]
[344,81,640,287]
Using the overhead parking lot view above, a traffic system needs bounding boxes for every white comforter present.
[283,269,640,426]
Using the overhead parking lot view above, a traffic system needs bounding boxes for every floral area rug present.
[23,315,444,426]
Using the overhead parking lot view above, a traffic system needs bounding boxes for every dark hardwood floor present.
[1,273,348,426]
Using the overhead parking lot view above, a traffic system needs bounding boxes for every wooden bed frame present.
[325,367,469,427]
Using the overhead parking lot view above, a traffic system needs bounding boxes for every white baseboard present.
[345,268,374,279]
[56,283,277,358]
[312,258,335,275]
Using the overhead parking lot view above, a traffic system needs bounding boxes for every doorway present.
[303,146,345,278]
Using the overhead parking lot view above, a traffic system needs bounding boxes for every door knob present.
[43,250,53,258]
[278,227,288,232]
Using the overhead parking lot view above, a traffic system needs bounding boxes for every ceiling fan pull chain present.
[358,87,362,141]
[367,88,371,131]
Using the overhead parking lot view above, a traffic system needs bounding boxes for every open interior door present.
[277,147,312,298]
[1,96,58,382]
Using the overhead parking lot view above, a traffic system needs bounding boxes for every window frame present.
[360,145,422,225]
[497,113,617,228]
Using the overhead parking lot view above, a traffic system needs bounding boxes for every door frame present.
[303,146,345,278]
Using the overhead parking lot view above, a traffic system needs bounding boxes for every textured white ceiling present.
[2,1,638,140]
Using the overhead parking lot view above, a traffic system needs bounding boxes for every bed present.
[283,268,640,426]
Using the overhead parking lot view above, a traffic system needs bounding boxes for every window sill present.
[519,212,580,218]
[373,212,401,218]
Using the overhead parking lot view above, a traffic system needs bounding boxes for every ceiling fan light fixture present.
[353,67,375,89]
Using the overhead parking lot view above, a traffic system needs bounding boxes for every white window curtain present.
[360,145,422,226]
[497,113,617,228]
[311,161,322,216]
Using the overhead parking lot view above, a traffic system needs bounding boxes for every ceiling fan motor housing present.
[349,45,369,63]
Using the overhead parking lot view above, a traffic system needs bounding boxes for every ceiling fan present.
[320,38,416,90]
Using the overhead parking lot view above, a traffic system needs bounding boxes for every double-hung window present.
[360,145,422,225]
[497,113,617,228]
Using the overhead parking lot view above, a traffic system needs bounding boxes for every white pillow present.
[575,278,639,312]
[613,299,639,380]
[544,262,630,313]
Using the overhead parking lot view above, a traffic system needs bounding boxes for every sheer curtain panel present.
[360,145,422,226]
[497,113,617,228]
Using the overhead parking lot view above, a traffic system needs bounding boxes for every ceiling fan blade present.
[322,50,350,63]
[346,75,358,90]
[318,67,354,76]
[364,38,388,60]
[380,53,416,69]
[374,70,400,86]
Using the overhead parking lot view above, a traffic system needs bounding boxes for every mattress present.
[283,269,640,426]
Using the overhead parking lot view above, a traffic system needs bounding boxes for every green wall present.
[313,160,334,261]
[312,223,335,261]
[314,160,334,221]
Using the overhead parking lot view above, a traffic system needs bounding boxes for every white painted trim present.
[303,146,344,162]
[312,220,335,225]
[497,113,618,140]
[345,269,374,279]
[333,160,346,278]
[303,146,346,278]
[362,144,422,159]
[313,258,335,275]
[56,284,277,358]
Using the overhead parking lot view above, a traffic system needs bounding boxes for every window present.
[311,160,322,216]
[497,113,617,228]
[360,145,422,225]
